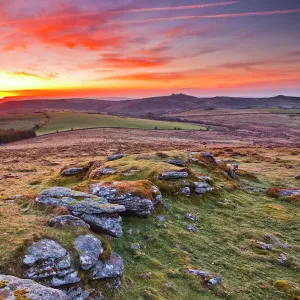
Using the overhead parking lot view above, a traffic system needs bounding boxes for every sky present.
[0,0,300,100]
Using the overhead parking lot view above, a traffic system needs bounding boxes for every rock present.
[228,164,239,179]
[278,253,287,264]
[96,168,117,175]
[107,154,126,161]
[106,278,121,290]
[278,189,300,197]
[75,235,103,270]
[186,269,221,286]
[130,243,140,250]
[264,234,288,249]
[88,181,162,217]
[185,213,199,221]
[36,187,125,238]
[81,214,123,238]
[179,187,191,197]
[48,215,90,229]
[194,182,214,194]
[255,241,272,250]
[189,157,199,163]
[183,223,198,232]
[159,172,188,180]
[0,274,67,299]
[295,174,300,180]
[61,167,87,177]
[157,215,167,223]
[165,159,186,167]
[62,286,90,300]
[197,175,211,182]
[91,252,124,280]
[208,276,222,286]
[201,152,214,158]
[23,239,80,287]
[186,269,211,278]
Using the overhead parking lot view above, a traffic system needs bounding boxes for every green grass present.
[78,152,299,299]
[35,112,205,135]
[1,149,299,299]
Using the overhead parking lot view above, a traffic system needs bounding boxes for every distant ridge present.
[1,94,299,116]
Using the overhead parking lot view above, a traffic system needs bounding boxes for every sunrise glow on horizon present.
[1,0,300,100]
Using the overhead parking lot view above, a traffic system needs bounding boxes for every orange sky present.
[1,0,300,100]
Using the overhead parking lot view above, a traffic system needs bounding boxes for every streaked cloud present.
[113,1,238,14]
[111,9,300,25]
[100,54,171,69]
[5,71,58,80]
[108,71,187,82]
[0,1,237,26]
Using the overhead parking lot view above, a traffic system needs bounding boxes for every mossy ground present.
[0,148,299,299]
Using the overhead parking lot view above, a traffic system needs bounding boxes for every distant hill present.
[1,94,300,116]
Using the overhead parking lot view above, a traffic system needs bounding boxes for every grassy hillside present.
[35,112,205,135]
[0,147,299,299]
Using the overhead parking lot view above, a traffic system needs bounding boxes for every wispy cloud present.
[6,71,58,80]
[100,54,170,69]
[107,71,187,82]
[0,1,237,26]
[111,9,300,25]
[113,1,238,13]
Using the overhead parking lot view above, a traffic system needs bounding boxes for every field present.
[165,108,300,146]
[0,112,46,130]
[0,112,205,135]
[0,128,299,299]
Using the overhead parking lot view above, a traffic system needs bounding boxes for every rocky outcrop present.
[0,274,67,299]
[48,215,90,229]
[74,235,103,271]
[159,172,188,180]
[107,154,126,161]
[23,239,80,287]
[81,213,123,238]
[88,180,162,217]
[36,187,125,237]
[90,252,124,280]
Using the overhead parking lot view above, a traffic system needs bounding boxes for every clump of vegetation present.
[0,129,36,144]
[274,280,300,299]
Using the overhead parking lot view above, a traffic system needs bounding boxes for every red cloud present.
[108,71,186,82]
[100,54,170,69]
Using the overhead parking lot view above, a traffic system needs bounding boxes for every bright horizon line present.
[1,93,299,103]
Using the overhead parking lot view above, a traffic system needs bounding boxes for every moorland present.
[0,94,299,300]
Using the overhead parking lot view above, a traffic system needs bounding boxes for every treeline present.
[0,129,36,144]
